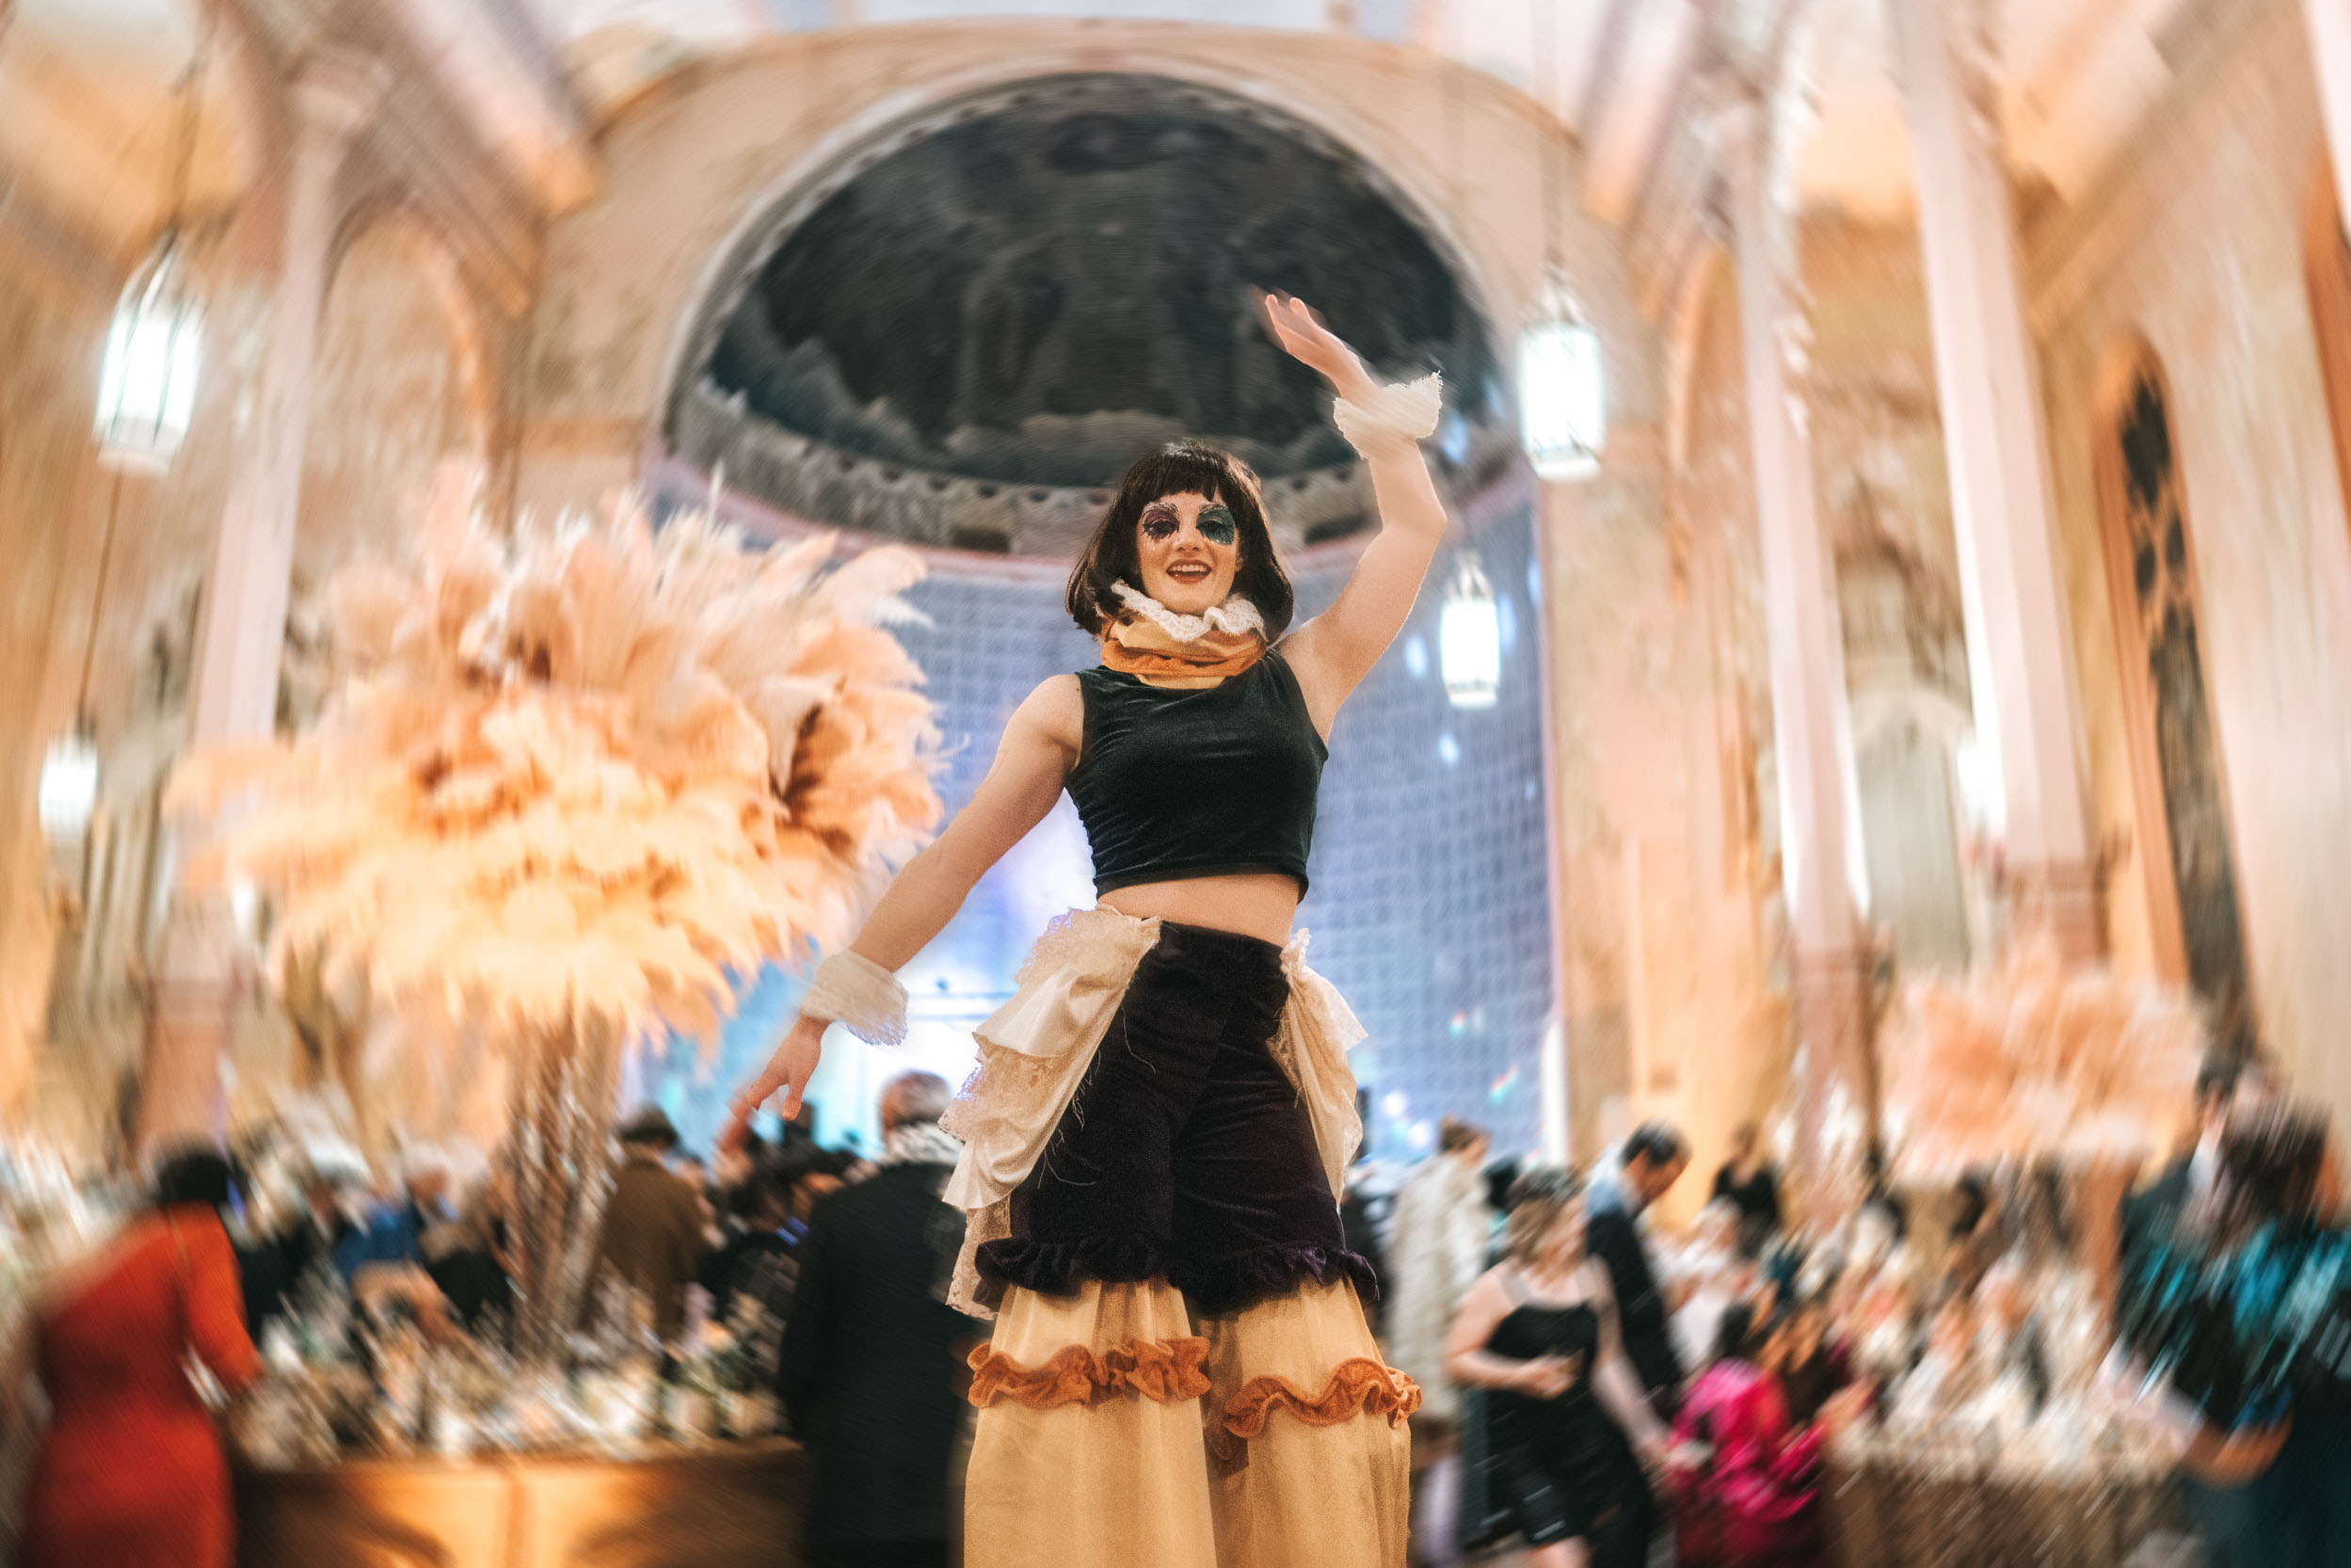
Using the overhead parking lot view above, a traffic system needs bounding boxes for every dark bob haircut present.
[1065,440,1295,639]
[152,1146,236,1212]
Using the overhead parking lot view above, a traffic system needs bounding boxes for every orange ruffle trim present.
[967,1336,1214,1410]
[1208,1358,1422,1465]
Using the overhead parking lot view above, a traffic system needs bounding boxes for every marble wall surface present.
[2027,0,2351,1122]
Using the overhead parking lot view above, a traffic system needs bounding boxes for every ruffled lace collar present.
[1112,581,1265,643]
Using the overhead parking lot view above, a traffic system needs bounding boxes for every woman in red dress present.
[11,1148,261,1568]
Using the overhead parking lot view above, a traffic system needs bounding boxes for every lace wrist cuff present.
[1333,373,1444,457]
[801,951,908,1047]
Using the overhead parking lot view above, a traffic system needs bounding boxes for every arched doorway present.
[2090,342,2249,1040]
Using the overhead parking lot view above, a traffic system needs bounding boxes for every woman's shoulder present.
[1466,1261,1527,1307]
[1012,674,1086,744]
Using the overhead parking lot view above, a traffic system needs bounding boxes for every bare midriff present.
[1097,871,1302,948]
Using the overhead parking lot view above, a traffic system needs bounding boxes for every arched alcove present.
[665,72,1514,556]
[1838,533,1975,976]
[2090,340,2250,1036]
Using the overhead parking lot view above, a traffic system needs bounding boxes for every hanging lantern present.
[39,714,100,845]
[1439,554,1501,711]
[94,231,204,473]
[1517,272,1605,482]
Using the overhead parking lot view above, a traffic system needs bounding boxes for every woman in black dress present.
[1446,1169,1669,1568]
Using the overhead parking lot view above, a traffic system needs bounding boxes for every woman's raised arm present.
[1260,294,1450,735]
[723,675,1082,1142]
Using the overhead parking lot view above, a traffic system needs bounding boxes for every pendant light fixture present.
[1440,552,1502,710]
[46,35,209,846]
[1517,1,1606,481]
[93,31,209,472]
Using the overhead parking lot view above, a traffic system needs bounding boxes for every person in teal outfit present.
[2118,1097,2351,1568]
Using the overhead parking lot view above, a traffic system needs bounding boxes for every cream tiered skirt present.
[965,1277,1415,1568]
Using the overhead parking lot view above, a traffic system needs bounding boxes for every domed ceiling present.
[670,73,1506,554]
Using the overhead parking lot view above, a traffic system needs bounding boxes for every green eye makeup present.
[1140,503,1238,547]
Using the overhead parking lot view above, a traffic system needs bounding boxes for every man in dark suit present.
[782,1071,977,1568]
[1583,1121,1690,1420]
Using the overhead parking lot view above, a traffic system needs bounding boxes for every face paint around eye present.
[1141,508,1180,541]
[1197,506,1239,547]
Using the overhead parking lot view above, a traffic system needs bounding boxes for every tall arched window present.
[2092,344,2249,1035]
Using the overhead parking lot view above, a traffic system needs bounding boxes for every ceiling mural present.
[674,73,1507,552]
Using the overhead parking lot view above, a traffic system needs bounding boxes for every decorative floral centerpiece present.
[1878,941,2205,1181]
[174,476,939,1355]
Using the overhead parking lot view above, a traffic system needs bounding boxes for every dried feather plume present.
[172,476,942,1065]
[1879,939,2206,1180]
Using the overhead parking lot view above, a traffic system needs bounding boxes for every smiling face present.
[1135,490,1242,616]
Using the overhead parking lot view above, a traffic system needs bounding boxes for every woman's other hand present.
[723,1014,826,1152]
[1259,293,1374,402]
[2182,1418,2293,1486]
[1511,1354,1576,1400]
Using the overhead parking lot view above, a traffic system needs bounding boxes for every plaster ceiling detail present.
[672,72,1510,555]
[1792,0,2222,219]
[0,0,257,259]
[541,0,2197,231]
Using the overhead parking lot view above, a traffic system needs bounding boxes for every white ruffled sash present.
[939,907,1366,1319]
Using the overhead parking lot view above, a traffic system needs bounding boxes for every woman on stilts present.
[728,293,1449,1567]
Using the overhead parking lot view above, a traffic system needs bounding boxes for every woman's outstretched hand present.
[721,1012,826,1152]
[1260,292,1376,402]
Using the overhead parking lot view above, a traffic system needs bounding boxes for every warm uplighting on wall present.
[94,235,204,472]
[1440,553,1501,710]
[38,720,100,844]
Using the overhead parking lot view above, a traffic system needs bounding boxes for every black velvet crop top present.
[1067,651,1328,896]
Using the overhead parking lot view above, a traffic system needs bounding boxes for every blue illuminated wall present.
[637,494,1554,1163]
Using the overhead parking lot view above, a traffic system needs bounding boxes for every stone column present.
[2308,0,2351,235]
[1719,95,1875,1220]
[1888,0,2102,959]
[139,56,382,1152]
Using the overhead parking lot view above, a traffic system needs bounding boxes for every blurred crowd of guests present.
[1376,1046,2351,1568]
[13,1048,2351,1568]
[0,1070,970,1568]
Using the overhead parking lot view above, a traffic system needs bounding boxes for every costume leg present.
[1198,1279,1417,1568]
[980,938,1229,1301]
[966,1280,1217,1568]
[1155,931,1414,1566]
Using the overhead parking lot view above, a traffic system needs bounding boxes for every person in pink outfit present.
[1668,1302,1847,1568]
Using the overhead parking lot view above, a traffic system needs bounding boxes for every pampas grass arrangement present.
[172,473,940,1351]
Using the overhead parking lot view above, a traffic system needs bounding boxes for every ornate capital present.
[291,49,389,157]
[1694,61,1769,180]
[1901,0,2002,154]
